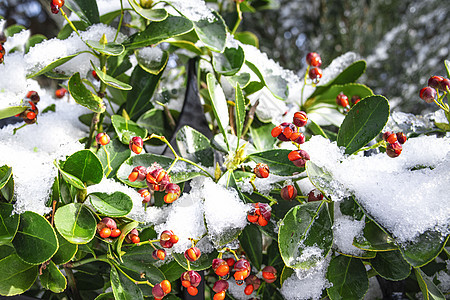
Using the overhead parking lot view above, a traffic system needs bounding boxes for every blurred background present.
[1,0,448,114]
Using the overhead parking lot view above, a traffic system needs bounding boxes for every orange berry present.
[26,111,36,120]
[247,214,258,223]
[170,234,179,244]
[182,280,191,288]
[187,286,198,296]
[271,126,282,137]
[164,192,178,204]
[258,216,268,227]
[110,228,121,238]
[130,234,140,244]
[156,249,166,260]
[131,144,142,154]
[214,291,226,300]
[128,171,139,182]
[215,264,230,277]
[234,270,249,282]
[99,227,111,238]
[160,280,171,294]
[244,284,254,295]
[282,126,294,139]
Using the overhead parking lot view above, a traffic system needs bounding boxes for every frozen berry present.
[125,228,139,244]
[307,189,324,202]
[55,87,67,98]
[95,132,110,146]
[428,75,444,90]
[138,188,152,203]
[52,0,65,7]
[152,280,171,299]
[97,217,117,232]
[212,280,229,293]
[213,291,226,300]
[386,142,402,158]
[440,78,450,92]
[164,183,180,204]
[419,87,436,103]
[336,92,349,107]
[128,166,147,182]
[254,163,269,178]
[181,271,201,288]
[308,67,322,83]
[184,247,201,262]
[244,284,254,295]
[293,111,308,127]
[129,136,143,154]
[26,111,36,120]
[110,228,121,238]
[26,91,40,104]
[245,274,261,289]
[262,266,277,283]
[288,149,310,168]
[281,184,297,201]
[146,165,171,191]
[382,131,397,144]
[187,286,198,296]
[396,132,407,144]
[152,249,166,260]
[212,259,230,277]
[160,230,178,248]
[305,52,322,67]
[271,122,296,141]
[99,227,111,238]
[290,132,305,144]
[247,203,271,227]
[234,258,250,284]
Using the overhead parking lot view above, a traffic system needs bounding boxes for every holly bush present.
[0,0,449,299]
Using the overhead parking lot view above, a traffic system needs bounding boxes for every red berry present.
[55,88,67,98]
[138,188,152,203]
[428,75,444,90]
[212,259,230,277]
[99,227,111,238]
[290,132,305,144]
[164,183,180,203]
[170,234,179,244]
[234,259,250,283]
[293,111,308,127]
[129,166,147,182]
[419,87,436,103]
[306,52,322,67]
[244,284,254,295]
[101,217,117,230]
[92,70,100,81]
[160,280,171,294]
[187,286,198,296]
[247,203,271,226]
[181,271,201,288]
[226,258,235,267]
[160,230,177,248]
[281,185,297,201]
[152,249,166,260]
[50,3,60,14]
[213,291,226,300]
[130,234,140,244]
[440,78,450,92]
[288,149,310,168]
[26,91,40,103]
[396,132,407,144]
[184,247,201,262]
[129,136,143,154]
[52,0,65,7]
[307,189,324,202]
[336,92,349,107]
[386,142,402,158]
[308,67,322,83]
[110,228,121,238]
[181,280,191,288]
[152,283,165,299]
[262,266,277,283]
[272,122,296,141]
[95,132,110,146]
[271,125,283,137]
[382,131,397,144]
[254,163,269,178]
[245,274,261,290]
[26,111,36,120]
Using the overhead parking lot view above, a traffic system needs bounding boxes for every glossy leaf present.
[337,95,390,155]
[0,165,12,190]
[0,245,38,296]
[176,125,214,167]
[370,250,411,281]
[12,211,58,265]
[128,0,168,21]
[226,72,251,88]
[136,108,173,141]
[159,260,186,282]
[0,106,26,120]
[234,31,259,47]
[249,150,304,176]
[25,34,46,53]
[63,150,103,186]
[125,16,193,50]
[95,293,115,300]
[111,114,148,144]
[308,83,373,106]
[193,11,226,52]
[352,220,397,252]
[27,53,80,78]
[280,266,294,287]
[120,245,165,285]
[40,261,67,293]
[326,255,368,300]
[135,47,169,75]
[57,21,88,40]
[235,84,245,141]
[115,221,139,261]
[307,119,329,139]
[4,24,26,37]
[399,230,448,267]
[97,139,131,178]
[110,266,144,300]
[65,0,100,25]
[278,202,333,269]
[246,61,289,100]
[91,63,132,90]
[250,123,277,151]
[166,39,203,55]
[52,232,78,265]
[173,250,218,271]
[88,192,133,217]
[54,203,97,244]
[56,163,85,190]
[239,224,262,270]
[0,203,19,245]
[86,40,124,56]
[68,72,104,113]
[0,170,14,202]
[206,73,230,150]
[213,45,245,76]
[415,268,445,300]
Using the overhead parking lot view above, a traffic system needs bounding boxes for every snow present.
[332,212,365,256]
[136,46,164,65]
[227,278,256,299]
[0,53,29,108]
[162,0,216,22]
[4,29,30,55]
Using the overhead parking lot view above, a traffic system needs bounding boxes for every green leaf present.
[57,21,88,40]
[0,203,19,245]
[136,108,173,141]
[126,66,161,120]
[249,150,304,176]
[176,126,214,167]
[193,11,226,52]
[0,245,38,296]
[25,34,46,53]
[88,192,133,217]
[128,0,168,21]
[246,61,288,100]
[56,163,85,190]
[445,60,450,78]
[166,39,203,55]
[120,245,165,285]
[40,261,67,293]
[110,266,144,300]
[399,231,448,267]
[86,40,124,56]
[0,171,14,202]
[234,31,259,47]
[91,63,132,90]
[52,232,78,265]
[235,84,245,141]
[100,10,122,24]
[97,139,132,178]
[115,221,139,261]
[54,203,97,244]
[135,47,169,75]
[370,250,411,281]
[225,72,251,88]
[4,24,26,37]
[27,53,81,78]
[308,83,373,106]
[337,95,390,155]
[68,72,105,113]
[352,220,397,252]
[278,202,333,269]
[326,255,368,300]
[0,165,12,190]
[249,123,277,151]
[95,293,115,300]
[280,266,294,287]
[213,45,245,76]
[63,150,103,186]
[12,211,58,265]
[112,115,148,144]
[415,268,446,300]
[239,224,262,270]
[125,16,194,50]
[65,0,100,25]
[159,260,186,282]
[307,119,329,139]
[0,106,26,120]
[173,250,218,271]
[206,73,230,150]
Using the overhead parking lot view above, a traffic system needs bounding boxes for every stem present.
[114,0,124,42]
[67,254,108,268]
[353,139,385,155]
[156,101,176,130]
[187,259,191,271]
[60,8,81,37]
[12,123,27,135]
[231,2,242,35]
[228,249,240,261]
[300,66,310,108]
[111,261,154,287]
[241,100,259,137]
[135,239,160,247]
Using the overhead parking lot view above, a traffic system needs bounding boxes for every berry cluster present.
[419,75,450,105]
[383,131,407,158]
[253,163,269,178]
[0,31,6,64]
[129,136,144,154]
[51,0,65,14]
[152,279,171,300]
[247,202,271,227]
[306,52,322,84]
[181,270,202,296]
[96,217,122,240]
[336,92,361,110]
[16,91,40,124]
[159,230,179,248]
[128,163,181,204]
